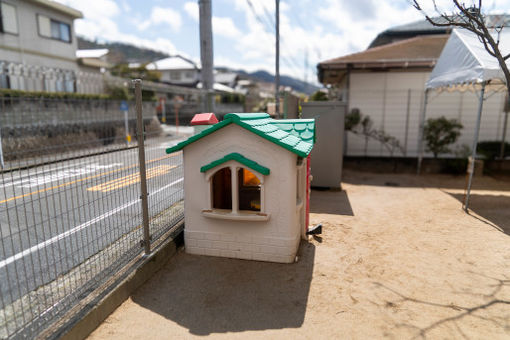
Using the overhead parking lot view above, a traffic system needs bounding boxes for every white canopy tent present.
[417,28,510,211]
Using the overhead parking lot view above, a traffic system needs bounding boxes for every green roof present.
[166,113,315,158]
[200,153,270,175]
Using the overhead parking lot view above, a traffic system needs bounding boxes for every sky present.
[55,0,510,84]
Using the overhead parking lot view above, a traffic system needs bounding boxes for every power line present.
[244,0,302,75]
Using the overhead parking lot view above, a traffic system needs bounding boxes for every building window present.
[38,15,71,42]
[212,167,232,210]
[0,2,18,34]
[170,71,182,81]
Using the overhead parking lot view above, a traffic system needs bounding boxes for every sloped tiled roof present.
[319,35,449,69]
[369,15,510,48]
[166,113,315,158]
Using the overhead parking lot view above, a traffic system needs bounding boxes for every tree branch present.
[412,0,510,100]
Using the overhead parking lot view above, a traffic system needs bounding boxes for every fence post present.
[133,79,151,255]
[403,89,411,157]
[0,119,4,169]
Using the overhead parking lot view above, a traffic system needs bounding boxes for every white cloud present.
[224,0,436,80]
[57,0,120,20]
[55,0,178,55]
[183,2,199,21]
[213,17,242,38]
[139,7,182,32]
[120,0,131,13]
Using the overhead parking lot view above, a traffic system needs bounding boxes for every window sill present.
[202,209,270,221]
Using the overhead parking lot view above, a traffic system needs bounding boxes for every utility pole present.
[199,0,214,112]
[275,0,280,118]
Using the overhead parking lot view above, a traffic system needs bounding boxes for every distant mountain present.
[77,37,320,94]
[237,70,319,95]
[77,37,169,65]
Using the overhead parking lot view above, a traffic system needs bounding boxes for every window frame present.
[36,14,72,43]
[203,160,269,221]
[0,1,19,36]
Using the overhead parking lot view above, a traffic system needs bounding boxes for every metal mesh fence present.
[0,89,184,339]
[347,88,508,157]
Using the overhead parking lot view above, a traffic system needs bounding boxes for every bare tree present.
[411,0,510,97]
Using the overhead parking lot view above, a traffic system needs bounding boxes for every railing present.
[0,84,184,339]
[0,60,217,97]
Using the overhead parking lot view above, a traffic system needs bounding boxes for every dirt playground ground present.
[88,170,510,339]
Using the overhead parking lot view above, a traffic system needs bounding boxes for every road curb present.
[49,225,184,340]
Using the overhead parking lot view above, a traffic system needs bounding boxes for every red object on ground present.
[191,113,219,125]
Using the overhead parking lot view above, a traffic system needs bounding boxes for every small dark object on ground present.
[312,186,330,191]
[307,224,322,235]
[384,182,400,187]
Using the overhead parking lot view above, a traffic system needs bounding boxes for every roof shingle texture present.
[320,35,449,66]
[166,113,315,158]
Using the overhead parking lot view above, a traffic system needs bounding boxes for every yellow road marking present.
[0,152,181,204]
[87,165,176,193]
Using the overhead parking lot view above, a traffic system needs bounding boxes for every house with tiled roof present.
[369,15,510,48]
[166,113,315,263]
[318,16,509,158]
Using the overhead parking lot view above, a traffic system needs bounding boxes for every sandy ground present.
[88,171,510,339]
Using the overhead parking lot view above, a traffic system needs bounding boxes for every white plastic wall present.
[182,124,302,263]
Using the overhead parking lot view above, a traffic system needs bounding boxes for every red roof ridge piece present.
[191,113,219,125]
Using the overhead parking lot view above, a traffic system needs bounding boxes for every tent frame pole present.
[464,81,486,212]
[417,88,429,175]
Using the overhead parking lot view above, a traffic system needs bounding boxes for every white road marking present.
[0,178,183,269]
[0,161,90,184]
[0,163,124,189]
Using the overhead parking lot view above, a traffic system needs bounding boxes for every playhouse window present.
[212,167,232,210]
[238,168,261,212]
[205,163,268,221]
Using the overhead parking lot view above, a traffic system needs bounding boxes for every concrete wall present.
[0,0,78,70]
[182,123,302,263]
[347,70,507,157]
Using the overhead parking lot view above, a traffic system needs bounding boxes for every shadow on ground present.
[448,193,510,236]
[310,189,354,216]
[374,272,510,338]
[132,241,315,336]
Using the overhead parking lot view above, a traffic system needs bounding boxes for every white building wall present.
[182,124,301,263]
[0,0,79,70]
[348,70,506,157]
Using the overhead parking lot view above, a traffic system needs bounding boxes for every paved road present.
[0,138,184,310]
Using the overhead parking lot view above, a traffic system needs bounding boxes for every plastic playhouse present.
[166,113,315,263]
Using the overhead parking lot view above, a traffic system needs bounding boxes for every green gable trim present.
[166,113,315,158]
[200,152,270,176]
[165,119,232,154]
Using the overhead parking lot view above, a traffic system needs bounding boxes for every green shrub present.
[105,85,129,100]
[345,108,361,131]
[0,89,109,100]
[424,117,463,158]
[309,90,328,101]
[477,141,510,160]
